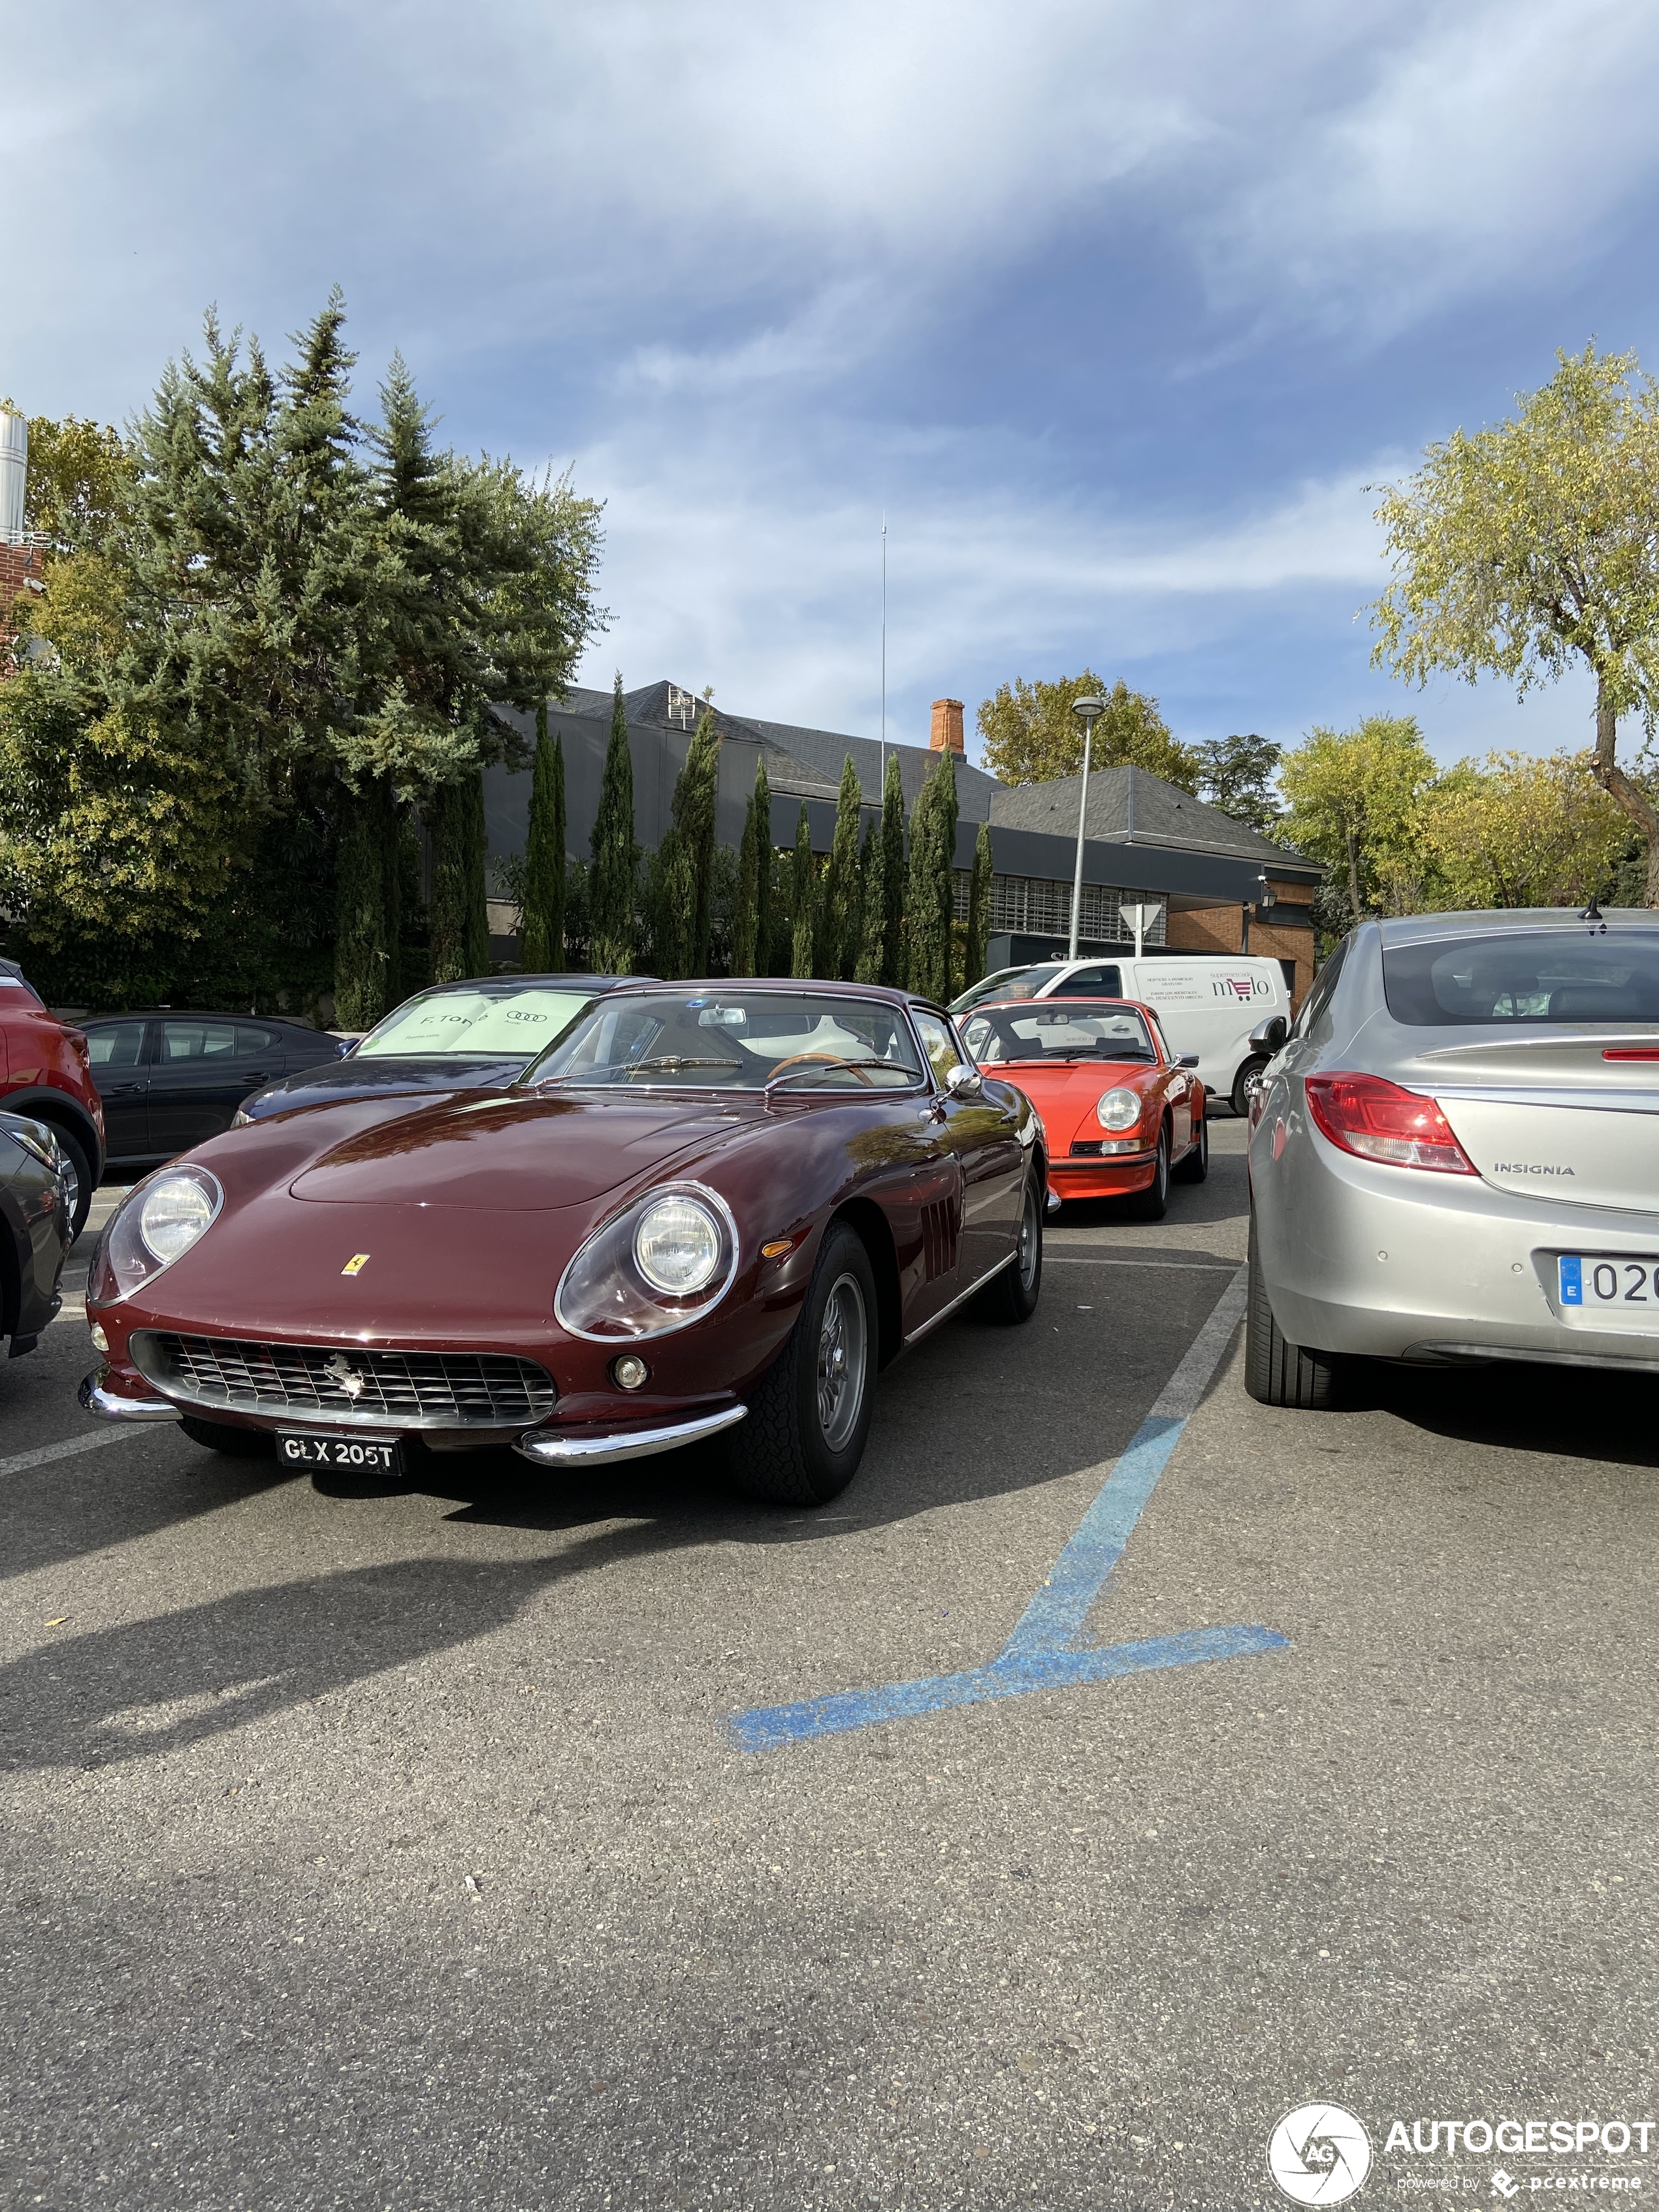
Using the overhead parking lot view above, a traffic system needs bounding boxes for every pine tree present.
[964,817,994,989]
[590,673,636,974]
[879,750,905,986]
[334,777,393,1026]
[905,752,958,1002]
[820,754,863,980]
[790,805,816,978]
[854,816,885,983]
[521,703,566,970]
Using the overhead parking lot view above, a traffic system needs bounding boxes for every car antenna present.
[1579,893,1607,933]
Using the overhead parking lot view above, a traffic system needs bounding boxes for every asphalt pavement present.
[1,1127,1654,2210]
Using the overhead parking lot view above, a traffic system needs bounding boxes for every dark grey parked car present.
[79,1011,348,1168]
[234,975,641,1126]
[1,1109,73,1357]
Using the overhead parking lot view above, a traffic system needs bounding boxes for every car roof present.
[966,995,1157,1019]
[1374,908,1659,944]
[409,974,649,995]
[605,977,927,1012]
[78,1007,324,1026]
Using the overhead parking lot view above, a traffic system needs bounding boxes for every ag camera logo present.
[1267,2102,1374,2205]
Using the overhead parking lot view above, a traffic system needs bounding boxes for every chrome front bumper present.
[78,1370,181,1423]
[514,1404,747,1467]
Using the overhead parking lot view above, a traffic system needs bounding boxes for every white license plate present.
[1556,1255,1659,1325]
[278,1430,403,1475]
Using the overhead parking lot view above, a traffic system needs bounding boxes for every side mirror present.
[1179,1053,1201,1069]
[1249,1015,1288,1052]
[944,1061,983,1099]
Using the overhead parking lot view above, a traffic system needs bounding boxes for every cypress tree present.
[751,757,772,975]
[820,754,863,980]
[521,703,566,971]
[733,778,760,976]
[964,817,994,988]
[905,752,958,1002]
[428,777,471,983]
[854,818,884,983]
[656,709,721,976]
[590,673,636,974]
[790,805,816,978]
[879,750,905,986]
[334,776,393,1027]
[464,769,491,977]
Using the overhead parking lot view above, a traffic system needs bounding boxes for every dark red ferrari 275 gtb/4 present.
[81,984,1046,1505]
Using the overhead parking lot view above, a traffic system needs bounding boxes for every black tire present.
[52,1125,94,1243]
[1244,1216,1341,1409]
[730,1222,878,1507]
[1119,1124,1170,1222]
[978,1166,1043,1324]
[1231,1057,1268,1119]
[180,1414,274,1458]
[1172,1112,1209,1185]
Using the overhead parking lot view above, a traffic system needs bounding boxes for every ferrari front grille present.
[130,1332,557,1429]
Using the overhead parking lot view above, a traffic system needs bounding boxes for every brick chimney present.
[929,697,965,753]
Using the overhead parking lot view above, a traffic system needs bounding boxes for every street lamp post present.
[1067,695,1105,960]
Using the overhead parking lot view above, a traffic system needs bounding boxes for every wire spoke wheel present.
[814,1272,869,1452]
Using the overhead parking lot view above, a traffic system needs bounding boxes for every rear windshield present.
[951,965,1063,1012]
[1383,932,1659,1026]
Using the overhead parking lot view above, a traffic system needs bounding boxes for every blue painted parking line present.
[729,1265,1289,1752]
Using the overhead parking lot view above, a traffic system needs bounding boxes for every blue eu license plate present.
[1557,1255,1659,1313]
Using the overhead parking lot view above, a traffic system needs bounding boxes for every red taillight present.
[1603,1048,1659,1061]
[1303,1072,1477,1176]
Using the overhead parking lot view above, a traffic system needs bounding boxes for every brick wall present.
[0,538,45,662]
[1167,877,1316,1008]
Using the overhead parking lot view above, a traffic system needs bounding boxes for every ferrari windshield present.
[961,1002,1155,1065]
[1383,932,1659,1026]
[353,986,596,1060]
[523,991,926,1090]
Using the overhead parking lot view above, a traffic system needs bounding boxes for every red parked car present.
[0,959,105,1237]
[79,982,1046,1505]
[954,996,1207,1218]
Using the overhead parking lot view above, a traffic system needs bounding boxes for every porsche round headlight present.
[1097,1087,1142,1133]
[634,1195,722,1295]
[139,1172,220,1264]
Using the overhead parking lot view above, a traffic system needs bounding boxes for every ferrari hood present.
[286,1089,756,1210]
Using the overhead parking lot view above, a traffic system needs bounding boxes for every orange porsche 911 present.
[956,997,1207,1219]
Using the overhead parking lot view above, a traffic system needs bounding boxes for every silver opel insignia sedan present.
[1247,907,1659,1407]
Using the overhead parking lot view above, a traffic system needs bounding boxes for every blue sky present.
[8,0,1659,771]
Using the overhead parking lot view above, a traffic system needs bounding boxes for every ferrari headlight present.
[1097,1087,1142,1132]
[91,1164,223,1304]
[634,1196,722,1294]
[556,1182,739,1341]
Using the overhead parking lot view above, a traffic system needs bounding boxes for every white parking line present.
[0,1430,148,1479]
[1044,1255,1238,1271]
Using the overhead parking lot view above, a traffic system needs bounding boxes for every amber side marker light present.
[761,1234,805,1260]
[1602,1048,1659,1061]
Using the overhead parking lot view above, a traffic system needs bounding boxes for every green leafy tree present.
[679,710,722,973]
[428,772,489,982]
[1279,716,1438,929]
[905,751,958,1001]
[732,755,771,976]
[1197,733,1284,832]
[1,404,133,548]
[854,816,886,983]
[1418,750,1627,910]
[334,778,396,1025]
[1372,344,1659,903]
[976,672,1202,790]
[820,754,863,980]
[964,818,994,986]
[521,704,567,970]
[878,751,905,986]
[590,675,637,972]
[790,806,817,978]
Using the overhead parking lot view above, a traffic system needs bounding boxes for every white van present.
[951,954,1293,1114]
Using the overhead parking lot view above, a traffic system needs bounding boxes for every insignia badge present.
[341,1253,370,1277]
[323,1353,367,1401]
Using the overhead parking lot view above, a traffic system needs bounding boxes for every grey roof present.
[989,763,1314,875]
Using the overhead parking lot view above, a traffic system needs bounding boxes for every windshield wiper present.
[619,1055,745,1078]
[765,1057,901,1093]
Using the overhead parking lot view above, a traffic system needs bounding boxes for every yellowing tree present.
[1278,715,1439,927]
[1417,750,1626,911]
[1370,344,1659,902]
[976,672,1202,790]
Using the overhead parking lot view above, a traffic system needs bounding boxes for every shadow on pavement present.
[1332,1354,1659,1471]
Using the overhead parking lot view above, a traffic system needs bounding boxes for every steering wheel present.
[767,1052,877,1085]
